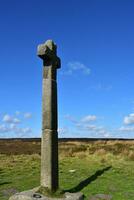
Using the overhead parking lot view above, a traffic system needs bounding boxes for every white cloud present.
[119,126,134,132]
[10,125,32,134]
[118,113,134,134]
[3,115,13,123]
[13,118,21,123]
[22,127,32,133]
[24,112,32,119]
[124,113,134,125]
[0,112,33,137]
[97,129,111,137]
[64,114,78,123]
[77,124,98,131]
[77,123,110,137]
[83,124,97,131]
[0,124,9,133]
[65,114,97,124]
[10,123,16,130]
[81,115,97,123]
[103,132,111,138]
[0,122,32,135]
[65,61,90,75]
[11,126,32,138]
[64,114,111,137]
[3,114,21,124]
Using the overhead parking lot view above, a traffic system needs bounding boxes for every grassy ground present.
[0,140,134,199]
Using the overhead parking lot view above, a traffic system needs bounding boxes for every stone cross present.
[37,40,61,192]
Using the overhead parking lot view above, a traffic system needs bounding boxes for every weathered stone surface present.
[42,77,57,130]
[65,192,84,200]
[37,40,60,191]
[37,40,61,68]
[41,130,58,189]
[9,188,84,200]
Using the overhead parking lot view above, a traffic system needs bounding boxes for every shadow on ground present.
[65,166,112,193]
[0,181,12,186]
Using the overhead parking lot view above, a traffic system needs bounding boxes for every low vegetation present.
[0,139,134,199]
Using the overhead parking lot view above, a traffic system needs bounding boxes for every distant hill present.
[0,137,134,142]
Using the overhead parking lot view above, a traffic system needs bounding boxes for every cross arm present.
[37,40,61,69]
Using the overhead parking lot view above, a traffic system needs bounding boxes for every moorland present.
[0,138,134,200]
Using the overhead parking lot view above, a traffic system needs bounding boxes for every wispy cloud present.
[117,112,134,134]
[24,112,32,119]
[9,123,32,134]
[3,114,21,124]
[64,114,111,138]
[0,123,32,136]
[0,112,33,138]
[0,124,9,133]
[65,114,97,124]
[76,123,110,138]
[81,115,97,123]
[119,126,134,132]
[124,113,134,125]
[64,114,78,123]
[61,61,91,75]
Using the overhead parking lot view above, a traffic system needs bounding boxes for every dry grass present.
[0,139,134,161]
[59,140,134,160]
[127,151,134,161]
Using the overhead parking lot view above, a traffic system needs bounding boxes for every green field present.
[0,140,134,200]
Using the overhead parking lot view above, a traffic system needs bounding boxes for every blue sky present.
[0,0,134,138]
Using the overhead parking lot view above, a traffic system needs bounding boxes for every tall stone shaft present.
[37,40,61,191]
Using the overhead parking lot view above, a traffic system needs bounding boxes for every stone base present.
[9,187,84,200]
